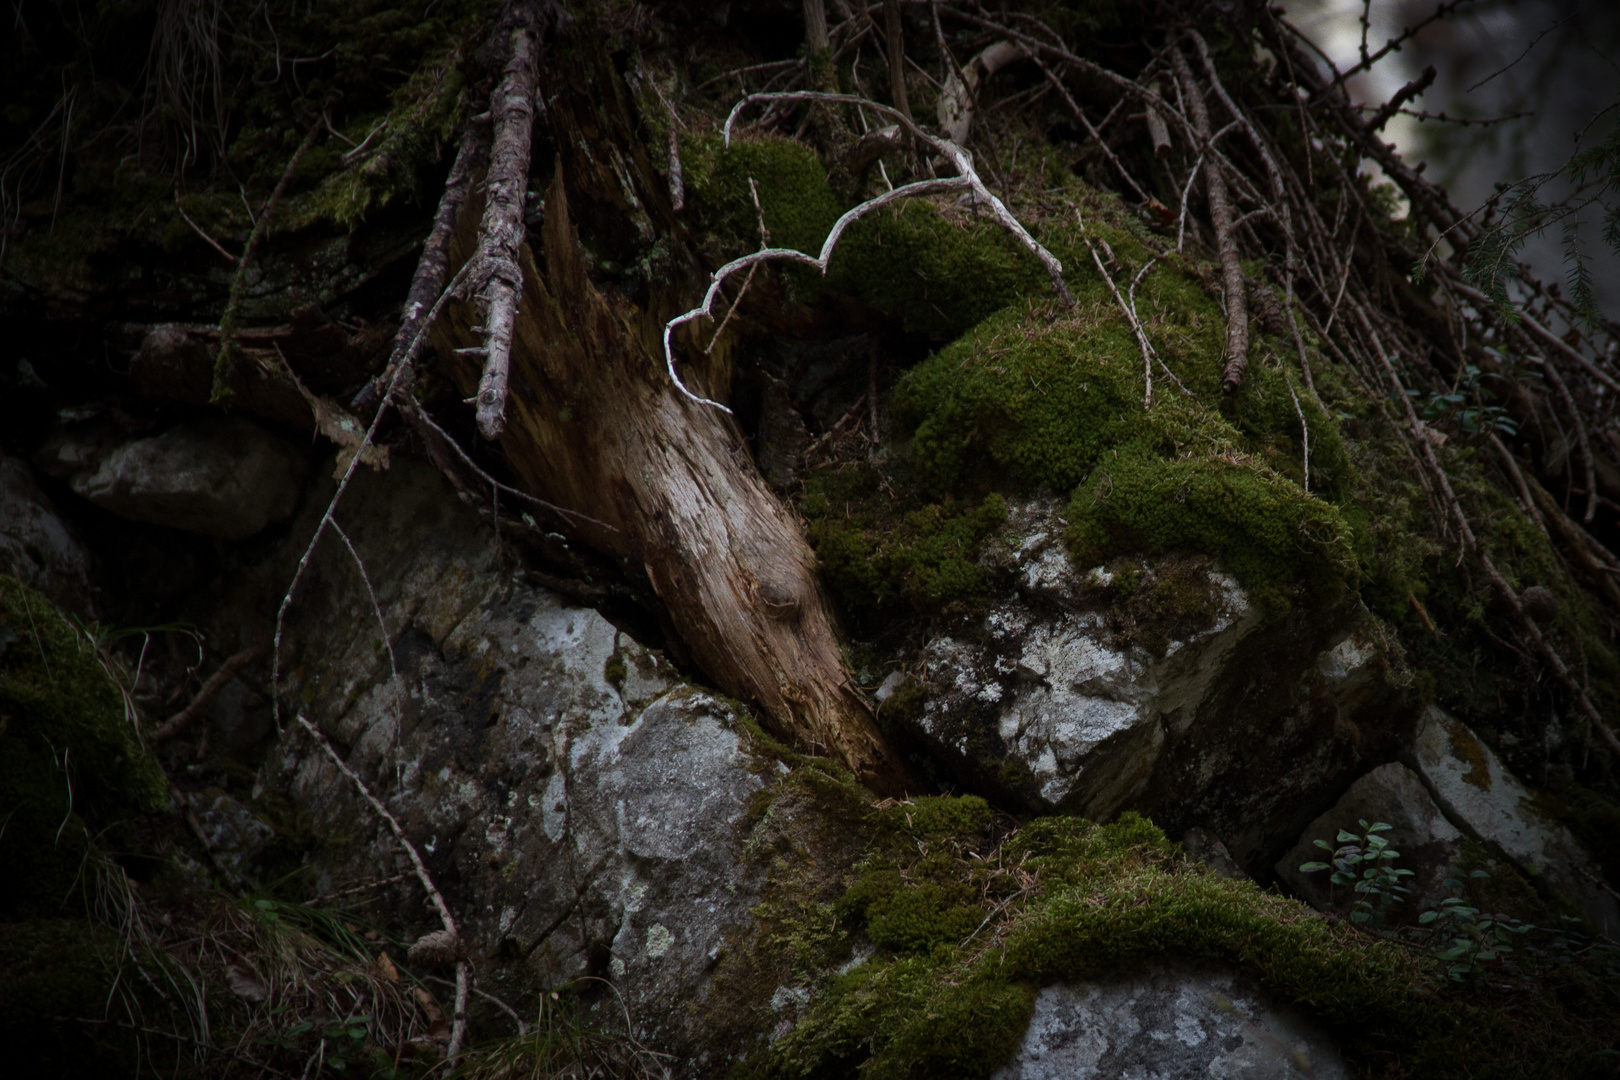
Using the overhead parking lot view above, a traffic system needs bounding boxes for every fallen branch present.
[1287,375,1311,495]
[470,2,545,440]
[150,641,268,744]
[353,119,490,415]
[1170,41,1248,392]
[296,714,471,1062]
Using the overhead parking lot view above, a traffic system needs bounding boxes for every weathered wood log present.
[432,169,913,795]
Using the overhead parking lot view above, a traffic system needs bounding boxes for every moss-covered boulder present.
[0,576,166,917]
[742,803,1620,1080]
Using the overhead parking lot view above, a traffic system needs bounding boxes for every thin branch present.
[1083,224,1156,409]
[295,714,471,1060]
[1287,376,1311,494]
[150,641,268,744]
[678,91,1069,409]
[1169,43,1248,392]
[330,520,397,678]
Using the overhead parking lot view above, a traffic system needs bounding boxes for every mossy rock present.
[802,464,1007,623]
[0,918,143,1074]
[761,806,1620,1080]
[684,134,843,264]
[0,576,166,917]
[895,299,1356,604]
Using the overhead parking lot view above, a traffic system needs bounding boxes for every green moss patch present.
[802,463,1007,624]
[895,296,1356,605]
[759,804,1620,1080]
[684,135,843,262]
[0,576,166,917]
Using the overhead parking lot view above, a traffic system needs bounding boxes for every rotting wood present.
[434,167,916,795]
[937,40,1025,145]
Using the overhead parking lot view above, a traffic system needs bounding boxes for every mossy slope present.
[757,801,1620,1080]
[0,576,166,917]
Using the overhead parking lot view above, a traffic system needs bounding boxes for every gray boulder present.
[993,962,1348,1080]
[37,416,307,539]
[1410,706,1619,937]
[263,460,783,1065]
[0,455,96,616]
[896,498,1417,866]
[1274,762,1464,919]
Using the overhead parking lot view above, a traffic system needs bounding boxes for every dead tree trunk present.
[418,37,911,793]
[433,173,909,794]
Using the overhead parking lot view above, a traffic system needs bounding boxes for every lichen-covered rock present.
[896,498,1416,865]
[191,789,276,880]
[36,416,307,539]
[1274,762,1464,919]
[1410,706,1619,936]
[0,456,96,617]
[264,460,784,1065]
[991,962,1349,1080]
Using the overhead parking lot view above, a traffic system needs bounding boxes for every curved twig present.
[667,90,1070,409]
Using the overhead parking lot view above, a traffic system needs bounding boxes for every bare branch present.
[666,91,1069,409]
[1169,44,1248,392]
[296,714,472,1060]
[472,5,543,441]
[150,641,268,744]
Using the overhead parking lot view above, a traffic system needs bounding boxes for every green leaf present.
[1299,861,1330,873]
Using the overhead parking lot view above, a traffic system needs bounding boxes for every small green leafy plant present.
[1417,871,1534,982]
[1406,363,1519,437]
[1299,820,1415,925]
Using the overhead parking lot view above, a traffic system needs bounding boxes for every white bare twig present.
[1287,376,1310,494]
[1082,224,1158,409]
[663,91,1070,409]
